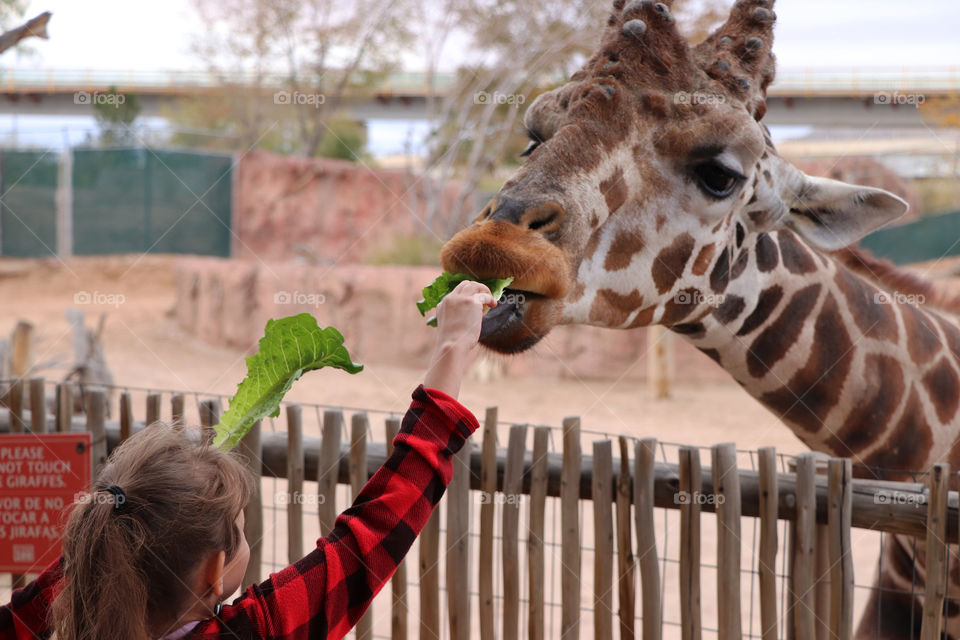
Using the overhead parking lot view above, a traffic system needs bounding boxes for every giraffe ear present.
[782,173,909,251]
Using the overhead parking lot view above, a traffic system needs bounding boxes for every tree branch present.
[0,11,52,56]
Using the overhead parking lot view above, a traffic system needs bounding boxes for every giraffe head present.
[440,0,908,354]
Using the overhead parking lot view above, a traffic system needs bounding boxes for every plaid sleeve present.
[0,557,63,640]
[194,384,478,639]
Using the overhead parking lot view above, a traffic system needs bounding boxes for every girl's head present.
[53,423,255,640]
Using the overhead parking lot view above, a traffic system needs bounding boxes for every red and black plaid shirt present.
[1,385,478,640]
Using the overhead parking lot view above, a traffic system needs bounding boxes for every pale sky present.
[5,0,960,73]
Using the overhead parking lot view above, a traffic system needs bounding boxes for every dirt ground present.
[0,255,889,637]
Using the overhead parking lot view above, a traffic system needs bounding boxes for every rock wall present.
[232,151,472,263]
[174,257,728,383]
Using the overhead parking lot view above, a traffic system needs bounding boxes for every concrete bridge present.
[2,67,958,128]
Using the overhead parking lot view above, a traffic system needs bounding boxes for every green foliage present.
[417,272,514,326]
[214,314,363,451]
[93,86,142,146]
[316,118,369,162]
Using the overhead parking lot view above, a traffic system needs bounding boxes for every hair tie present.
[105,485,127,511]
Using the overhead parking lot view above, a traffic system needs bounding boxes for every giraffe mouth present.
[440,221,572,354]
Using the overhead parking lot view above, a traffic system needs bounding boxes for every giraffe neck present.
[675,229,960,479]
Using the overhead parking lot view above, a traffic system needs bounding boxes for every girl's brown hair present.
[52,423,255,640]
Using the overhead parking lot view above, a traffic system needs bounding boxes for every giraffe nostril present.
[523,202,565,233]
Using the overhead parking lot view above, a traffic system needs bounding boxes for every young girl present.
[1,281,496,640]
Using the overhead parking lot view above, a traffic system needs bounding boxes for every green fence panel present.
[860,210,960,265]
[72,148,232,256]
[0,150,58,257]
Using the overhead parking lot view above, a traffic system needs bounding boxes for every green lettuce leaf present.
[417,272,514,325]
[213,314,363,450]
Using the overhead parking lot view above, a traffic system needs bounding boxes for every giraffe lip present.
[480,298,523,340]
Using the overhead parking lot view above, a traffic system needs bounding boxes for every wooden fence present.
[1,379,957,640]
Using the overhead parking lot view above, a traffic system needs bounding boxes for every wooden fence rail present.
[1,381,956,640]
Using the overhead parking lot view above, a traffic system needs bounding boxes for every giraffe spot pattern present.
[709,247,731,293]
[713,294,746,324]
[605,229,645,271]
[862,387,933,481]
[755,233,778,272]
[922,357,960,424]
[834,267,898,342]
[758,295,852,433]
[698,347,722,365]
[737,285,784,336]
[691,243,716,276]
[901,305,942,365]
[651,232,695,294]
[825,354,904,455]
[747,283,821,378]
[589,288,644,326]
[661,287,701,325]
[778,232,817,274]
[600,167,628,214]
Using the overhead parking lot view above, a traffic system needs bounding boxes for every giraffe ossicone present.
[440,0,960,636]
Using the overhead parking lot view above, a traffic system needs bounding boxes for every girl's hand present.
[423,281,497,398]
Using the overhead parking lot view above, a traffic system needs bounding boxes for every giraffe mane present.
[832,246,960,315]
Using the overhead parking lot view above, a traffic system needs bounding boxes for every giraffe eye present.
[520,140,541,157]
[693,161,745,199]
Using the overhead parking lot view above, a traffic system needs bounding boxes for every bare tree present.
[0,10,50,56]
[175,0,413,157]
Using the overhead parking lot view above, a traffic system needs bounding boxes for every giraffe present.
[438,0,960,637]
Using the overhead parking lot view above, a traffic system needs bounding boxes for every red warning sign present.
[0,433,92,573]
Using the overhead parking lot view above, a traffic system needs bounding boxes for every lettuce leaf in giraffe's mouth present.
[417,272,515,327]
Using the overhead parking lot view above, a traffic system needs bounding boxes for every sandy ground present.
[0,256,888,638]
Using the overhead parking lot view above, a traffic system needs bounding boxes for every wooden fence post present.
[446,438,471,640]
[646,326,671,399]
[11,320,34,378]
[420,507,441,640]
[636,438,661,640]
[678,447,701,640]
[238,420,263,588]
[318,409,343,535]
[758,447,779,640]
[350,412,372,640]
[119,392,133,442]
[385,416,407,640]
[793,453,818,640]
[616,437,636,640]
[713,443,742,640]
[171,393,185,426]
[561,417,582,640]
[479,407,498,640]
[592,440,614,640]
[87,390,107,478]
[8,378,24,434]
[828,458,854,640]
[56,382,73,433]
[146,393,161,427]
[528,427,550,640]
[920,463,950,640]
[503,424,527,640]
[199,399,219,443]
[29,377,46,433]
[286,405,304,563]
